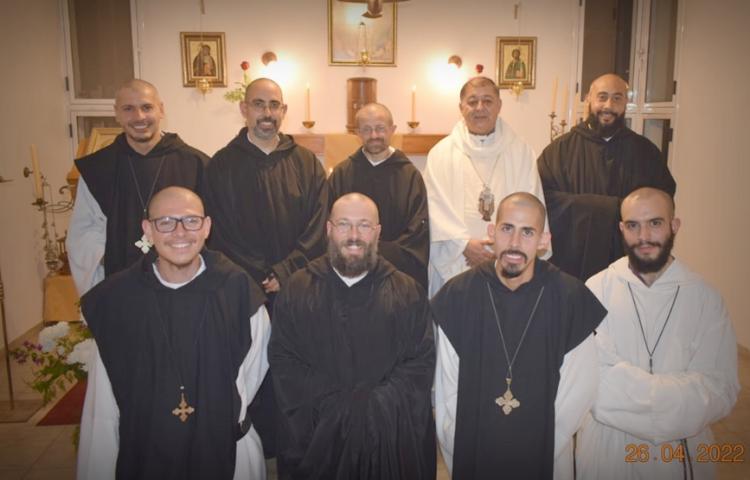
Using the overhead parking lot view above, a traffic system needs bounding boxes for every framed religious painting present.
[496,37,537,89]
[180,32,227,87]
[328,0,397,66]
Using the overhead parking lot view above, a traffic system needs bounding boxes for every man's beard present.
[328,239,378,277]
[623,231,676,274]
[253,116,279,139]
[586,110,625,138]
[364,139,387,155]
[499,250,528,279]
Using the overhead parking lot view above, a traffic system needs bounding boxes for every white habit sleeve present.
[591,307,739,445]
[66,177,106,296]
[553,334,598,480]
[76,344,119,480]
[434,325,459,474]
[234,305,271,480]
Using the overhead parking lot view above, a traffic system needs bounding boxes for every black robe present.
[81,250,266,480]
[431,260,605,480]
[204,129,329,288]
[537,124,676,280]
[75,133,208,277]
[328,148,430,290]
[269,255,436,480]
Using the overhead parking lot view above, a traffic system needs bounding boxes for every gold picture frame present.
[180,32,227,87]
[328,0,397,66]
[496,36,537,89]
[82,127,122,157]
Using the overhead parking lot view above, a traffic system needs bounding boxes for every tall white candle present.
[30,144,42,200]
[551,77,558,113]
[561,84,569,119]
[411,85,416,122]
[305,83,311,122]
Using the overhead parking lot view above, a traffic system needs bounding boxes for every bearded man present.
[537,73,676,281]
[269,193,436,480]
[577,187,739,480]
[204,77,329,456]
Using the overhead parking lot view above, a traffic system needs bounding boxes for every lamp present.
[261,51,278,66]
[448,55,463,69]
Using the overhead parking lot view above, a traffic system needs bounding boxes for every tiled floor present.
[0,327,747,479]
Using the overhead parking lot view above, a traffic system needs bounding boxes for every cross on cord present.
[172,392,195,422]
[495,388,520,415]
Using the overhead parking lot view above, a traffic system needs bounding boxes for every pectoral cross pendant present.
[172,392,195,422]
[495,378,520,415]
[135,234,152,254]
[478,186,495,222]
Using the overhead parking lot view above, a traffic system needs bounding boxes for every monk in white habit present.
[578,187,739,479]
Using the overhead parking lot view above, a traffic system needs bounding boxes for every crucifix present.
[171,392,195,422]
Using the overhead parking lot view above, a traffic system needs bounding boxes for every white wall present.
[671,0,750,348]
[136,0,581,157]
[0,0,71,341]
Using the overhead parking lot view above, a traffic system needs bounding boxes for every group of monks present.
[66,73,739,480]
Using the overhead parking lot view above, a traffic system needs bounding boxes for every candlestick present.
[551,77,558,113]
[305,83,311,122]
[411,85,416,122]
[30,145,42,200]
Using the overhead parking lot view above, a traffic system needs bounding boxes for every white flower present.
[65,339,95,372]
[38,322,71,352]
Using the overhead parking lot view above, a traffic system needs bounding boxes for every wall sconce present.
[448,55,463,69]
[261,51,278,66]
[196,77,211,95]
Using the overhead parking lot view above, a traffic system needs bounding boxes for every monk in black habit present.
[67,79,208,295]
[432,192,606,479]
[203,78,329,456]
[270,193,436,480]
[78,187,270,479]
[537,73,676,281]
[328,103,429,289]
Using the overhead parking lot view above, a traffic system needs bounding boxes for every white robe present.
[423,117,549,297]
[434,328,599,480]
[76,259,271,480]
[66,177,106,296]
[578,257,740,480]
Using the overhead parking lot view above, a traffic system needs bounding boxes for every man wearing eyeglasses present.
[270,193,436,480]
[328,103,429,290]
[77,186,270,480]
[204,77,329,458]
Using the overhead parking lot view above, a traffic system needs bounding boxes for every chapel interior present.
[0,0,748,478]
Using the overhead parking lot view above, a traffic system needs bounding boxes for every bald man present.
[204,77,329,457]
[433,192,605,480]
[577,187,738,480]
[538,73,676,281]
[328,103,429,289]
[270,193,436,479]
[77,187,270,480]
[68,79,208,296]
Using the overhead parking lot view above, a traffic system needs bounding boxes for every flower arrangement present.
[224,60,251,103]
[11,322,94,404]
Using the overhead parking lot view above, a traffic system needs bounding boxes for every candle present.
[551,77,558,113]
[561,84,569,119]
[30,144,42,200]
[411,85,416,122]
[305,83,311,122]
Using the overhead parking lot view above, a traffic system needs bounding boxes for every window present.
[62,0,137,155]
[578,0,681,166]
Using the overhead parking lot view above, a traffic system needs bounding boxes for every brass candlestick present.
[549,112,567,141]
